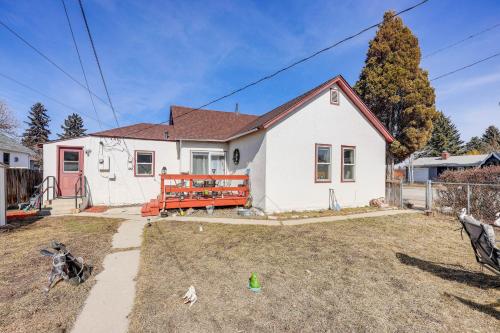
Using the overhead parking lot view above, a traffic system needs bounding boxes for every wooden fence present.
[6,169,43,206]
[385,179,403,208]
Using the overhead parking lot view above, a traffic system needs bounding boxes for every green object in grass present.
[248,272,261,292]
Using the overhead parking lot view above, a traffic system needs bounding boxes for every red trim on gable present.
[262,76,394,143]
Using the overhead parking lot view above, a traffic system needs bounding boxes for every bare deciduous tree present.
[0,101,18,135]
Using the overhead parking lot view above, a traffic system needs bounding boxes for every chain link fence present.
[425,181,500,222]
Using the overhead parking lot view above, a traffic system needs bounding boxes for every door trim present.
[57,145,84,197]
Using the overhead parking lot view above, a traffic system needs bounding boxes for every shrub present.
[435,166,500,222]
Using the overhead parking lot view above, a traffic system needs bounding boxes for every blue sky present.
[0,0,499,141]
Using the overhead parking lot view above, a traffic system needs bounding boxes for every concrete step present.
[43,198,83,215]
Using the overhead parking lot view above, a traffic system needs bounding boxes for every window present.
[135,151,154,176]
[191,151,226,175]
[315,144,331,182]
[330,87,340,105]
[63,151,79,172]
[342,146,356,182]
[3,152,10,165]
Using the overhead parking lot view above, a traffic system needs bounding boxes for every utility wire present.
[430,51,500,81]
[77,0,143,204]
[0,19,113,110]
[0,71,113,126]
[78,0,120,128]
[61,0,103,130]
[122,0,431,137]
[423,22,500,59]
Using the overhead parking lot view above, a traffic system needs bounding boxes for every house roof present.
[90,123,174,141]
[0,133,35,155]
[85,75,393,143]
[413,154,492,168]
[169,105,258,141]
[230,75,394,143]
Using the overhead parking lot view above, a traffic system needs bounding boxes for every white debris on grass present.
[183,286,197,307]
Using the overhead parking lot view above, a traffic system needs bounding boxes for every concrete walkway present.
[163,208,420,226]
[72,207,153,333]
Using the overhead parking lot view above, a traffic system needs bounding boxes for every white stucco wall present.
[43,136,235,206]
[0,164,5,226]
[263,83,387,212]
[43,136,179,205]
[0,149,31,169]
[228,131,267,210]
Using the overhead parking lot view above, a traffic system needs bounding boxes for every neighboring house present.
[0,133,36,169]
[409,151,500,182]
[43,75,394,213]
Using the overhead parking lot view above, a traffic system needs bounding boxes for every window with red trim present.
[135,151,154,176]
[315,144,331,182]
[342,146,356,182]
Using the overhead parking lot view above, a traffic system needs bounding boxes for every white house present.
[0,133,36,169]
[42,75,394,213]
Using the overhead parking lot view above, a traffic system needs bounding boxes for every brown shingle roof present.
[90,123,174,141]
[169,105,258,141]
[88,75,393,143]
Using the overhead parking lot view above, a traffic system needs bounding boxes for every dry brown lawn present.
[130,213,500,333]
[272,206,382,219]
[0,216,121,333]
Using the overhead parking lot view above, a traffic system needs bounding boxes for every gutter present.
[225,128,259,141]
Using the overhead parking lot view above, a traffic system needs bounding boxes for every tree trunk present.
[386,150,394,180]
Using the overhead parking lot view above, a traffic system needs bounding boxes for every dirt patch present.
[0,216,122,333]
[130,214,499,332]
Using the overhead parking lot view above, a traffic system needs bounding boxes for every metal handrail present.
[37,176,59,210]
[74,175,87,209]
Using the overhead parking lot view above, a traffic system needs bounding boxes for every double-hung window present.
[315,144,331,182]
[342,146,356,182]
[135,151,154,176]
[191,151,226,175]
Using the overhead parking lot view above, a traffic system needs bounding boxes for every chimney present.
[235,103,239,115]
[441,151,450,160]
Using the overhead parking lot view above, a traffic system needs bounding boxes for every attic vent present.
[330,87,340,105]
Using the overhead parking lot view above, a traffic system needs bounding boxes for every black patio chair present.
[458,209,500,275]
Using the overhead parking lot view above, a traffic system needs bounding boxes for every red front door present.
[58,147,84,196]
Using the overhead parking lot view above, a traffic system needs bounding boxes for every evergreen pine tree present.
[354,11,437,177]
[22,102,51,165]
[464,136,486,155]
[422,111,463,156]
[481,125,500,152]
[58,113,86,139]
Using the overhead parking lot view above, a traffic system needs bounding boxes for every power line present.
[430,51,500,81]
[423,22,500,59]
[122,0,431,137]
[61,0,103,130]
[78,0,120,128]
[0,71,113,126]
[0,18,113,110]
